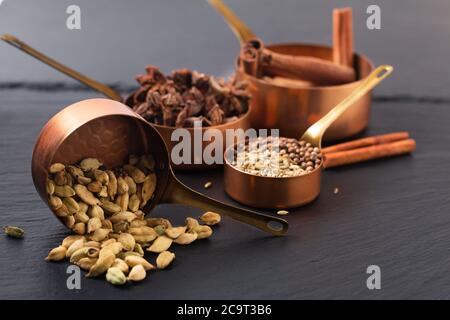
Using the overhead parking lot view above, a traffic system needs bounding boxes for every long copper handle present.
[162,174,288,236]
[301,65,394,149]
[323,139,416,168]
[207,0,257,44]
[1,33,122,101]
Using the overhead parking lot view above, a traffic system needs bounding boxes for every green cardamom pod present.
[4,225,24,238]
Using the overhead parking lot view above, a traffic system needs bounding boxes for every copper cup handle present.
[207,0,257,44]
[161,174,288,236]
[1,33,122,101]
[301,65,394,148]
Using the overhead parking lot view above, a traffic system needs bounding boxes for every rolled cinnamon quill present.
[333,7,354,67]
[239,43,260,77]
[322,132,410,154]
[261,50,356,85]
[241,39,356,85]
[323,139,416,168]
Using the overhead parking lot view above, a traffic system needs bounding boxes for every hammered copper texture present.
[32,99,172,221]
[55,117,141,169]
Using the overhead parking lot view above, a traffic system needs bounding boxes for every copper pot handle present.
[161,174,288,236]
[208,0,256,44]
[1,33,122,101]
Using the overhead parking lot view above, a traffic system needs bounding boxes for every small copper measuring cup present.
[31,98,288,235]
[1,34,251,170]
[224,65,393,209]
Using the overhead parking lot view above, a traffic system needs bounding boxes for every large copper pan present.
[235,43,374,141]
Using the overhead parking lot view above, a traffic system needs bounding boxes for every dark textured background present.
[1,0,449,299]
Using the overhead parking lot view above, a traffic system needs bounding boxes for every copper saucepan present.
[31,98,288,235]
[1,34,250,170]
[208,0,374,141]
[224,65,393,209]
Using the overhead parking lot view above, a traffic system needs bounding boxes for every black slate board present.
[1,0,450,300]
[0,90,449,299]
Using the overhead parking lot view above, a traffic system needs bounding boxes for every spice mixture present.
[125,66,251,127]
[45,154,221,285]
[231,137,322,177]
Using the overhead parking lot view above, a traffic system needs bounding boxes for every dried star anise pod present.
[125,66,250,128]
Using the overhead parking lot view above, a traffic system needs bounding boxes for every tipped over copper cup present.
[31,99,288,235]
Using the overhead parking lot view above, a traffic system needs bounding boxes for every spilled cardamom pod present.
[88,205,105,220]
[200,211,221,226]
[73,222,86,235]
[63,197,80,214]
[74,184,100,206]
[87,181,103,193]
[128,194,140,212]
[118,233,135,251]
[106,170,118,199]
[45,245,67,261]
[124,176,136,194]
[173,232,197,245]
[87,217,102,233]
[115,192,129,212]
[123,165,147,184]
[140,173,156,208]
[185,217,199,231]
[89,228,111,242]
[49,196,63,210]
[87,251,115,277]
[112,258,129,274]
[46,179,55,195]
[154,224,166,236]
[80,158,102,172]
[66,238,85,257]
[76,257,98,270]
[191,225,213,239]
[124,255,154,271]
[54,185,75,198]
[100,200,122,214]
[147,236,172,253]
[70,247,99,263]
[49,163,65,173]
[4,225,24,239]
[165,226,187,239]
[128,264,146,282]
[156,251,175,269]
[61,235,84,248]
[93,169,109,185]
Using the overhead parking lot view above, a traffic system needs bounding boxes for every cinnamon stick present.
[260,47,356,85]
[322,132,410,154]
[323,139,416,168]
[240,45,260,77]
[333,8,354,67]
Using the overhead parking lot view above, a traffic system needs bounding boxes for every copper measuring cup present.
[224,65,393,209]
[31,98,288,235]
[1,33,251,170]
[208,0,374,141]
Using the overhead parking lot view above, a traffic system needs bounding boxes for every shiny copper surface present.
[224,65,392,209]
[224,150,322,209]
[153,110,251,170]
[32,99,288,235]
[235,43,374,141]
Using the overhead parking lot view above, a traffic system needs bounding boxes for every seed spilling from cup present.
[45,155,221,285]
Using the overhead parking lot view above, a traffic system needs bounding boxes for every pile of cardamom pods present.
[45,155,221,285]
